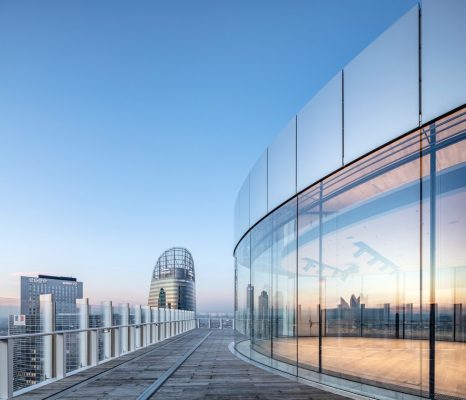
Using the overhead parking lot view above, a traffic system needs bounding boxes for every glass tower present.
[148,247,196,311]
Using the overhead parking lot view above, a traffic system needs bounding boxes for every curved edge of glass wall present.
[234,106,466,400]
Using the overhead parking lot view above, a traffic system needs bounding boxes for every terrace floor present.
[15,329,349,400]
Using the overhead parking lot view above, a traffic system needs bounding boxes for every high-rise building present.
[148,247,196,311]
[9,275,83,391]
[20,275,83,315]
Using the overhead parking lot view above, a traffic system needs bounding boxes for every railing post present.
[152,307,159,343]
[129,326,136,351]
[54,333,66,379]
[134,305,141,348]
[172,309,176,336]
[0,338,13,400]
[208,318,211,329]
[112,327,120,357]
[40,294,54,379]
[220,318,223,330]
[120,303,129,353]
[167,309,170,338]
[77,298,89,367]
[89,330,98,366]
[197,317,200,329]
[169,309,173,338]
[102,301,112,360]
[160,308,165,340]
[142,306,151,347]
[163,308,167,339]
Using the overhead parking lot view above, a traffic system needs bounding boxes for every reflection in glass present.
[251,216,272,365]
[234,233,251,359]
[234,107,466,399]
[272,199,297,374]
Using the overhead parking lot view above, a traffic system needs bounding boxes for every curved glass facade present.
[234,108,466,399]
[148,247,196,311]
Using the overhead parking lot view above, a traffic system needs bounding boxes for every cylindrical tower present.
[148,247,196,311]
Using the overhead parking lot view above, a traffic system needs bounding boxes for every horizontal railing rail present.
[0,321,187,341]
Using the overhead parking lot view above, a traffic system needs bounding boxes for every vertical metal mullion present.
[429,125,436,399]
[295,196,299,376]
[342,70,345,166]
[270,217,273,361]
[418,4,422,126]
[249,234,253,347]
[318,181,323,373]
[295,115,299,375]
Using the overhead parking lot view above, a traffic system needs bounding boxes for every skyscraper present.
[9,275,83,391]
[20,275,83,315]
[148,247,196,311]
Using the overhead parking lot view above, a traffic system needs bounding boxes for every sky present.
[0,0,417,312]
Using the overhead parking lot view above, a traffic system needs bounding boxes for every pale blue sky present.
[0,0,416,312]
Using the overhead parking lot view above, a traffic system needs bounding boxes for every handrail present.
[0,320,191,341]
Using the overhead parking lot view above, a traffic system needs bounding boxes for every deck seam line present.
[136,331,212,400]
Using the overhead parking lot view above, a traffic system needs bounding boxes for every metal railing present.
[196,318,234,329]
[0,295,196,400]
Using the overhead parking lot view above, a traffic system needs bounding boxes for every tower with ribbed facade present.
[148,247,196,311]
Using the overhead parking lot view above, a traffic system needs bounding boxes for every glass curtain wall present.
[234,107,466,399]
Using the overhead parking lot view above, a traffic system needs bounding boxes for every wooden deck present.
[15,329,349,400]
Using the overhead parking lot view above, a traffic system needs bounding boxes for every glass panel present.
[238,176,250,239]
[430,114,466,399]
[234,195,240,244]
[10,314,46,392]
[320,129,423,395]
[422,0,466,123]
[0,297,20,336]
[249,150,268,226]
[297,184,321,374]
[344,5,419,163]
[268,117,296,211]
[271,198,297,374]
[251,216,272,366]
[297,72,342,192]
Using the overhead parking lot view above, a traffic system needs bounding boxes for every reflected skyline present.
[235,107,466,399]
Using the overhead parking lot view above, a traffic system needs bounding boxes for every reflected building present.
[234,2,466,399]
[148,247,196,311]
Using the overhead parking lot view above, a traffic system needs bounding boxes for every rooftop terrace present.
[13,329,349,400]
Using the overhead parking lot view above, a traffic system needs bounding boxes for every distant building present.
[148,247,196,311]
[20,275,83,315]
[9,275,83,391]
